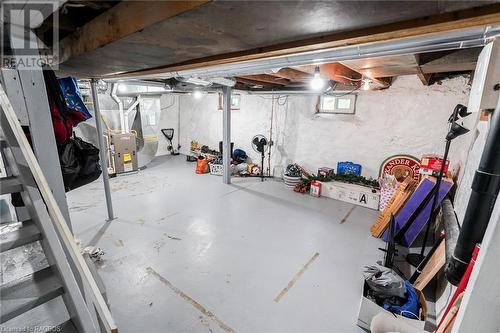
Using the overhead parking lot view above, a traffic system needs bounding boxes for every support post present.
[90,79,114,221]
[222,87,231,184]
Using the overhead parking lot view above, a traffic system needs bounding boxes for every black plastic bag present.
[58,140,81,190]
[58,137,101,191]
[363,264,407,299]
[73,137,100,177]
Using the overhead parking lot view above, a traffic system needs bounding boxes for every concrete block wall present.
[157,94,181,156]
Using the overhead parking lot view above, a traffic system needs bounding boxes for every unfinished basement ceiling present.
[52,1,500,78]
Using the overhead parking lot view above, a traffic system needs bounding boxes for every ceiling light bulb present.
[310,66,325,91]
[193,90,202,99]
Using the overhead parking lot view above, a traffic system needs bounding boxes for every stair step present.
[0,266,64,323]
[1,296,71,332]
[57,320,78,333]
[0,176,22,195]
[0,220,41,253]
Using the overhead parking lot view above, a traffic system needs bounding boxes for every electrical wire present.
[325,82,360,97]
[277,95,288,105]
[334,75,363,82]
[268,95,274,175]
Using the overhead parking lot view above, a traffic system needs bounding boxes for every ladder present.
[0,85,117,332]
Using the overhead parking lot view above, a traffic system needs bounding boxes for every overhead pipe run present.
[111,83,125,134]
[123,96,141,133]
[446,100,500,285]
[115,25,500,81]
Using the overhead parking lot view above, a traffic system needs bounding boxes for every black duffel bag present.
[59,136,101,191]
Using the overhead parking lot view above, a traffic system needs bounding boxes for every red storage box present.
[420,155,449,173]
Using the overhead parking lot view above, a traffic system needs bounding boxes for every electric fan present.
[251,134,269,181]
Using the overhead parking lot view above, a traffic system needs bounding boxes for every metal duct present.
[118,25,500,80]
[110,83,125,133]
[446,100,500,285]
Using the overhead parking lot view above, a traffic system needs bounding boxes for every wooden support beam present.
[239,74,289,86]
[58,0,210,64]
[109,4,500,79]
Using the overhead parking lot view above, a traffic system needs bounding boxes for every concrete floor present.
[67,155,383,333]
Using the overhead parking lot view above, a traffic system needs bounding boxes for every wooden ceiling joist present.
[320,63,362,85]
[235,77,282,89]
[414,54,433,85]
[272,68,312,81]
[337,61,393,89]
[239,74,290,86]
[419,48,480,74]
[294,63,362,85]
[108,4,500,79]
[58,0,210,65]
[77,1,114,10]
[371,77,393,89]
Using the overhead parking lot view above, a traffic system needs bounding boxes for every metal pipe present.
[117,25,500,80]
[90,79,115,221]
[222,86,231,184]
[104,79,170,88]
[243,90,340,95]
[116,92,170,97]
[123,96,141,133]
[446,99,500,285]
[110,83,125,134]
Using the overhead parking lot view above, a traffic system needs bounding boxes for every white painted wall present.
[168,75,471,179]
[175,92,289,174]
[156,94,181,156]
[287,76,471,178]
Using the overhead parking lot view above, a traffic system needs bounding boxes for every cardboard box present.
[357,282,427,331]
[317,167,334,178]
[310,181,321,197]
[319,181,380,210]
[421,155,449,173]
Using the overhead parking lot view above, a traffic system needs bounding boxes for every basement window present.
[317,94,356,114]
[217,93,241,111]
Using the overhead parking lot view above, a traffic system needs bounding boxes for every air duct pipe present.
[117,25,500,81]
[111,83,125,134]
[446,100,500,285]
[123,96,141,133]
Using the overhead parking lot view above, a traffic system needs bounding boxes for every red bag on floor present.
[196,157,209,174]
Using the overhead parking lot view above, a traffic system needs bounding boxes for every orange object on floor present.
[195,158,210,174]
